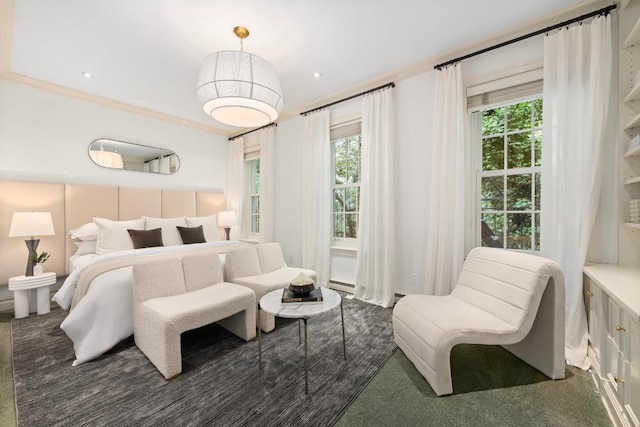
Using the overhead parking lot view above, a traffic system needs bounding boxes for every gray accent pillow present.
[127,228,164,249]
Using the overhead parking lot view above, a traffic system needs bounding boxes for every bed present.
[0,180,235,365]
[54,239,242,365]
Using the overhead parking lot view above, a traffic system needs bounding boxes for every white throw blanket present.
[52,241,242,365]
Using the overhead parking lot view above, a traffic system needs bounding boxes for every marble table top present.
[260,287,341,319]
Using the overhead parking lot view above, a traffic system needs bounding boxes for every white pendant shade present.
[89,149,124,169]
[197,50,283,128]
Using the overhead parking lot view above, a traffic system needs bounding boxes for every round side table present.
[258,287,347,394]
[8,272,56,319]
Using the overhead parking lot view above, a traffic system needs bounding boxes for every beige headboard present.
[0,179,225,284]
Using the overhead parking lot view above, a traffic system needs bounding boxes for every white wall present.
[272,36,548,295]
[272,26,635,295]
[0,80,228,190]
[393,70,436,294]
[273,115,303,267]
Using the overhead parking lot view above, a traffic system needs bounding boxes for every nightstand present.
[8,272,56,319]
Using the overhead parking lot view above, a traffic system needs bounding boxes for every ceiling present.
[7,0,590,135]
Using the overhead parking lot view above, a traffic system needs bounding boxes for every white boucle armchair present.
[393,247,565,396]
[224,242,317,332]
[132,251,256,380]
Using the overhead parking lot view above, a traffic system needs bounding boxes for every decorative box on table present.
[282,273,323,303]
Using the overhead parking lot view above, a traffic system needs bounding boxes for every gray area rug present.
[12,298,395,426]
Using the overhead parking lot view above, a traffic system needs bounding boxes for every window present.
[331,121,361,244]
[479,98,542,251]
[247,158,260,236]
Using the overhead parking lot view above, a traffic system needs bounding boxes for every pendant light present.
[89,142,124,169]
[197,26,283,128]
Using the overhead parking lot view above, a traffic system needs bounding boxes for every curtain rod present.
[300,82,395,116]
[434,4,616,70]
[228,122,277,141]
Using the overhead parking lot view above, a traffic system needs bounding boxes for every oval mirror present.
[88,139,180,174]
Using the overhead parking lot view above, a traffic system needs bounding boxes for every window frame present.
[330,119,362,248]
[476,96,543,252]
[245,157,260,239]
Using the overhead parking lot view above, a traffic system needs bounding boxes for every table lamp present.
[218,211,237,241]
[9,212,55,276]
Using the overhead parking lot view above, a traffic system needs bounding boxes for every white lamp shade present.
[218,211,237,227]
[197,50,283,128]
[89,149,124,169]
[9,212,55,237]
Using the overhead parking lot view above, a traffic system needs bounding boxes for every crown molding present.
[0,0,229,136]
[1,0,610,136]
[0,72,229,135]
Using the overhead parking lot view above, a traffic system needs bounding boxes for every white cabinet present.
[606,299,624,397]
[586,280,604,368]
[624,314,640,426]
[584,264,640,427]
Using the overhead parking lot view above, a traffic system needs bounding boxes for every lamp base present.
[224,227,231,241]
[24,238,39,277]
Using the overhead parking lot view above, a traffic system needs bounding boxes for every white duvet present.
[53,241,238,365]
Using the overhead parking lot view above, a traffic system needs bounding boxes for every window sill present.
[331,246,357,257]
[239,238,260,244]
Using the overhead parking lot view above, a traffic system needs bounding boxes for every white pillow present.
[144,217,186,246]
[69,222,99,241]
[74,240,97,256]
[94,217,145,255]
[186,215,219,242]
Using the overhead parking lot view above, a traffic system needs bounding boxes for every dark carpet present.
[12,298,395,427]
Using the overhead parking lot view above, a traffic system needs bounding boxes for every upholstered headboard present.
[0,180,225,284]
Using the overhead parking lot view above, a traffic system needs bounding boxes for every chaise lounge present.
[392,247,565,396]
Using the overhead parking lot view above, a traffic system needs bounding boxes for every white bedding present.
[68,253,97,273]
[53,241,238,365]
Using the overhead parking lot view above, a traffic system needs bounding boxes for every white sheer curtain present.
[424,64,465,296]
[354,88,396,307]
[158,156,170,174]
[148,158,159,173]
[301,109,331,286]
[541,15,614,369]
[226,138,245,241]
[258,126,276,243]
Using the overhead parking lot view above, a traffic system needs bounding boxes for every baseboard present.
[328,281,403,305]
[329,281,354,294]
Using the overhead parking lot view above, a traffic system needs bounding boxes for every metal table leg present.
[341,299,347,361]
[258,304,262,369]
[298,319,302,345]
[304,317,308,394]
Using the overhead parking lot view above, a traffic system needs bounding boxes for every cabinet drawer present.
[608,299,624,346]
[608,336,625,398]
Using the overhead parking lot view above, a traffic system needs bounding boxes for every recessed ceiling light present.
[313,72,322,79]
[81,71,93,79]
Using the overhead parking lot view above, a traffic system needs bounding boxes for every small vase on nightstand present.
[33,264,43,276]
